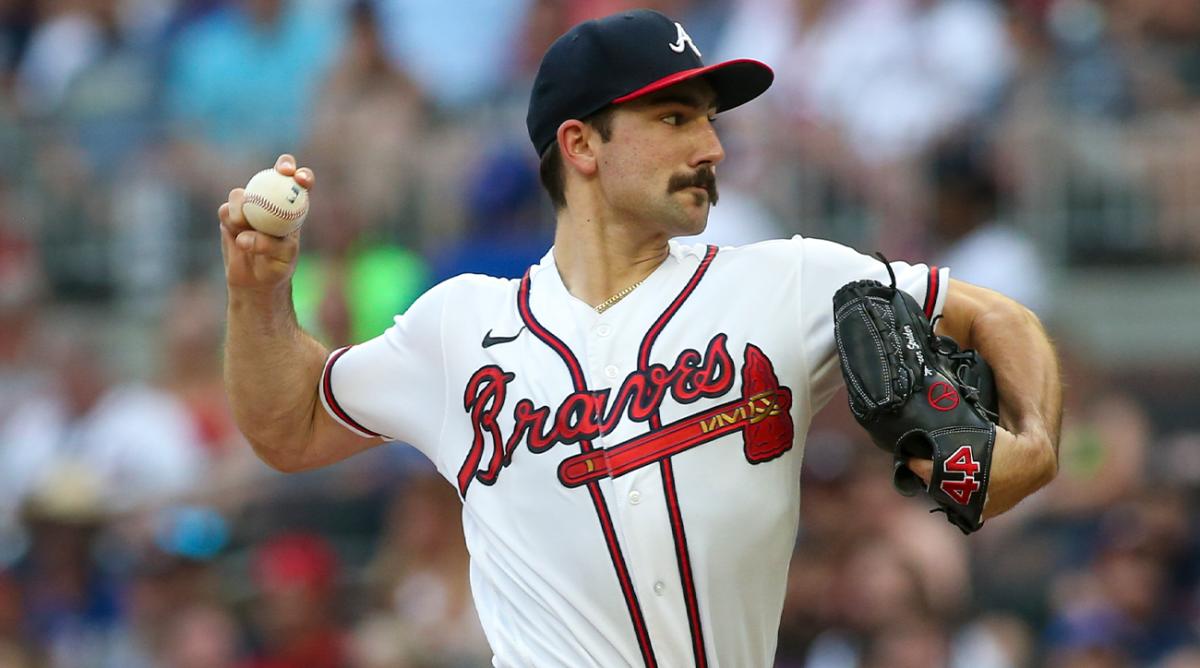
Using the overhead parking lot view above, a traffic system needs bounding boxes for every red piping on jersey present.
[636,244,719,668]
[322,346,382,438]
[517,271,659,668]
[924,266,940,320]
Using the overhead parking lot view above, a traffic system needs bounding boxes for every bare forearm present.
[968,304,1062,447]
[219,156,377,473]
[965,305,1061,516]
[937,282,1062,518]
[224,285,328,468]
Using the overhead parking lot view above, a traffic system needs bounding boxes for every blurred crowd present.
[0,0,1199,666]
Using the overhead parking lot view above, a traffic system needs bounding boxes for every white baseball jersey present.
[319,237,949,668]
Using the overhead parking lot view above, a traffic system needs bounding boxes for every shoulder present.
[407,273,522,327]
[433,273,521,301]
[672,237,804,264]
[677,236,837,274]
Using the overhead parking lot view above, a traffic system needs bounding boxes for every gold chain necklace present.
[594,277,646,314]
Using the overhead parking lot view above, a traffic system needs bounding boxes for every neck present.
[552,204,670,309]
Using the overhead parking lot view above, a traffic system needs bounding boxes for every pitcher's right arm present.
[220,154,381,472]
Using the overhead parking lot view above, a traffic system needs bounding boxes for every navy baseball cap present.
[527,9,774,156]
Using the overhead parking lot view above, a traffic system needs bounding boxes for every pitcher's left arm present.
[912,279,1062,518]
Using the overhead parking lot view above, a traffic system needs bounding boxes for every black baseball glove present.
[832,263,999,534]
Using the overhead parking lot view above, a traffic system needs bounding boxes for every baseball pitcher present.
[220,10,1061,667]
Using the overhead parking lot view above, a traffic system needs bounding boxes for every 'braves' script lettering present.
[457,334,733,494]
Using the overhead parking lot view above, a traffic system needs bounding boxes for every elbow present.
[246,435,313,474]
[261,454,308,474]
[1031,433,1059,490]
[237,408,322,474]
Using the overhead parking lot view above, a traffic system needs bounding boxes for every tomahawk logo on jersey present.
[318,238,948,667]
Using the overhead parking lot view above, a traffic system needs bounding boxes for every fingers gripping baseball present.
[218,155,312,291]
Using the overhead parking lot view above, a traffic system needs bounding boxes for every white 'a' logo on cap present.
[668,22,701,58]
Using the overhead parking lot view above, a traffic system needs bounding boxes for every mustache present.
[668,167,719,205]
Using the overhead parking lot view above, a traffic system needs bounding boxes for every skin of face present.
[590,79,725,238]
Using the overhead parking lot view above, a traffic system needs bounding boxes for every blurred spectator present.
[0,568,35,667]
[720,0,1013,164]
[54,0,159,173]
[792,441,969,665]
[810,441,971,617]
[804,537,941,668]
[158,279,251,475]
[0,321,208,525]
[12,464,123,666]
[0,213,46,426]
[244,532,348,668]
[157,0,227,46]
[1161,647,1200,668]
[1045,525,1197,665]
[158,603,241,668]
[716,0,1015,253]
[429,144,551,282]
[357,474,490,667]
[375,0,532,110]
[291,0,435,347]
[13,0,104,116]
[1038,491,1198,665]
[929,136,1050,314]
[107,511,231,667]
[0,0,34,86]
[291,214,430,347]
[1112,0,1200,257]
[307,0,426,235]
[950,613,1036,668]
[511,0,572,86]
[999,0,1200,263]
[1040,357,1148,518]
[1047,0,1136,119]
[165,0,342,161]
[861,616,951,668]
[775,543,837,665]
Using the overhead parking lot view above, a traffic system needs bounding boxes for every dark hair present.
[538,107,615,210]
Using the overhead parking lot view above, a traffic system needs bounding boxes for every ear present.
[557,120,599,177]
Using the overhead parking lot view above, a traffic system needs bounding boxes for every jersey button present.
[628,490,641,505]
[596,324,612,337]
[653,581,666,596]
[604,365,619,379]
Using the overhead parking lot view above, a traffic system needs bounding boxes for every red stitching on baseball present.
[244,191,307,221]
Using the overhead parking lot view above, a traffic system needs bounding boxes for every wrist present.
[228,281,292,307]
[227,283,298,332]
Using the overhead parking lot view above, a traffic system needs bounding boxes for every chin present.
[673,209,709,238]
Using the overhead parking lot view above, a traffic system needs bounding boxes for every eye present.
[662,114,681,126]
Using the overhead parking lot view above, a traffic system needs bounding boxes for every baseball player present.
[220,10,1061,667]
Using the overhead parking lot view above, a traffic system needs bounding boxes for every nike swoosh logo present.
[482,326,526,348]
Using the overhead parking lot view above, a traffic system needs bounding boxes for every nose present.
[690,117,725,168]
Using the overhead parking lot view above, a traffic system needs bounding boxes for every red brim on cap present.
[611,58,774,111]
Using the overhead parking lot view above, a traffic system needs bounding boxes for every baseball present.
[242,169,309,237]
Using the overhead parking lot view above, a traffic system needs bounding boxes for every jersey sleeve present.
[795,237,951,415]
[318,279,453,463]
